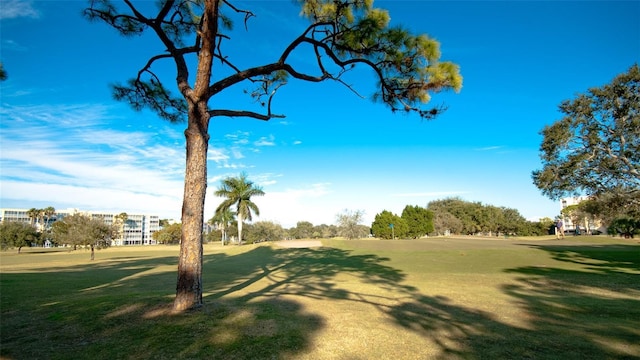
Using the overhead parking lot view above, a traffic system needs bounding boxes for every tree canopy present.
[243,221,286,244]
[51,214,114,259]
[0,221,38,253]
[532,64,640,220]
[336,209,367,239]
[401,205,434,238]
[427,198,535,236]
[371,210,407,239]
[153,222,182,244]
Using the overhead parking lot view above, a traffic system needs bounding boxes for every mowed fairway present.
[1,236,639,359]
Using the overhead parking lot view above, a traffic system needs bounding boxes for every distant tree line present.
[371,199,553,239]
[202,209,370,244]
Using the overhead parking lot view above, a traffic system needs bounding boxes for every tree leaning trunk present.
[174,106,209,312]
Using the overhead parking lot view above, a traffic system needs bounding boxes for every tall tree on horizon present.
[532,64,640,221]
[214,172,265,246]
[85,0,462,311]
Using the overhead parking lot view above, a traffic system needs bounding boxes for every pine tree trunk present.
[173,105,209,312]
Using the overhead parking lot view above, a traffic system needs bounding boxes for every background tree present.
[561,204,590,234]
[314,224,339,239]
[427,198,532,236]
[336,209,367,239]
[85,0,462,311]
[290,221,315,239]
[114,212,128,245]
[43,206,56,230]
[401,205,434,238]
[371,210,407,239]
[427,198,479,234]
[209,208,235,245]
[532,64,640,222]
[431,209,463,235]
[243,221,285,244]
[26,208,39,228]
[0,222,39,253]
[500,207,528,235]
[607,217,639,238]
[214,172,265,245]
[36,209,47,231]
[51,214,113,259]
[153,223,183,244]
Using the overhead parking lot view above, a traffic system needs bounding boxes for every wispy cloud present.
[0,103,189,218]
[254,135,275,147]
[0,0,40,20]
[475,146,504,152]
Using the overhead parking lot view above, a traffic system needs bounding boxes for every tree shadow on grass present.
[2,246,412,359]
[2,243,639,359]
[204,245,639,359]
[497,243,640,359]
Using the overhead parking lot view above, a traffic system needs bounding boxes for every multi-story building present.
[0,208,160,246]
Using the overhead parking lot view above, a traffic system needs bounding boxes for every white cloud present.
[0,103,190,219]
[1,180,183,219]
[208,148,230,163]
[204,180,336,228]
[0,0,39,20]
[248,183,334,227]
[224,131,250,145]
[254,135,275,147]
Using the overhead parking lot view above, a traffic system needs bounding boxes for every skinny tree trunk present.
[174,104,209,312]
[237,213,243,245]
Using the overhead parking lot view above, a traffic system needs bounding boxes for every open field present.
[1,236,639,359]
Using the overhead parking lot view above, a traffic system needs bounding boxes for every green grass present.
[1,237,639,359]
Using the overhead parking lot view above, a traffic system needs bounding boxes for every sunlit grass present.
[1,236,639,359]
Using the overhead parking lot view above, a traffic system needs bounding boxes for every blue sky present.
[1,0,638,228]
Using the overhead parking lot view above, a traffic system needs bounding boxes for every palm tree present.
[214,173,265,244]
[26,208,39,228]
[43,206,56,230]
[209,208,235,246]
[35,208,49,232]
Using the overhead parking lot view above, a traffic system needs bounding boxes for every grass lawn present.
[1,236,639,359]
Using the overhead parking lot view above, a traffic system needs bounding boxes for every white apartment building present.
[0,208,160,246]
